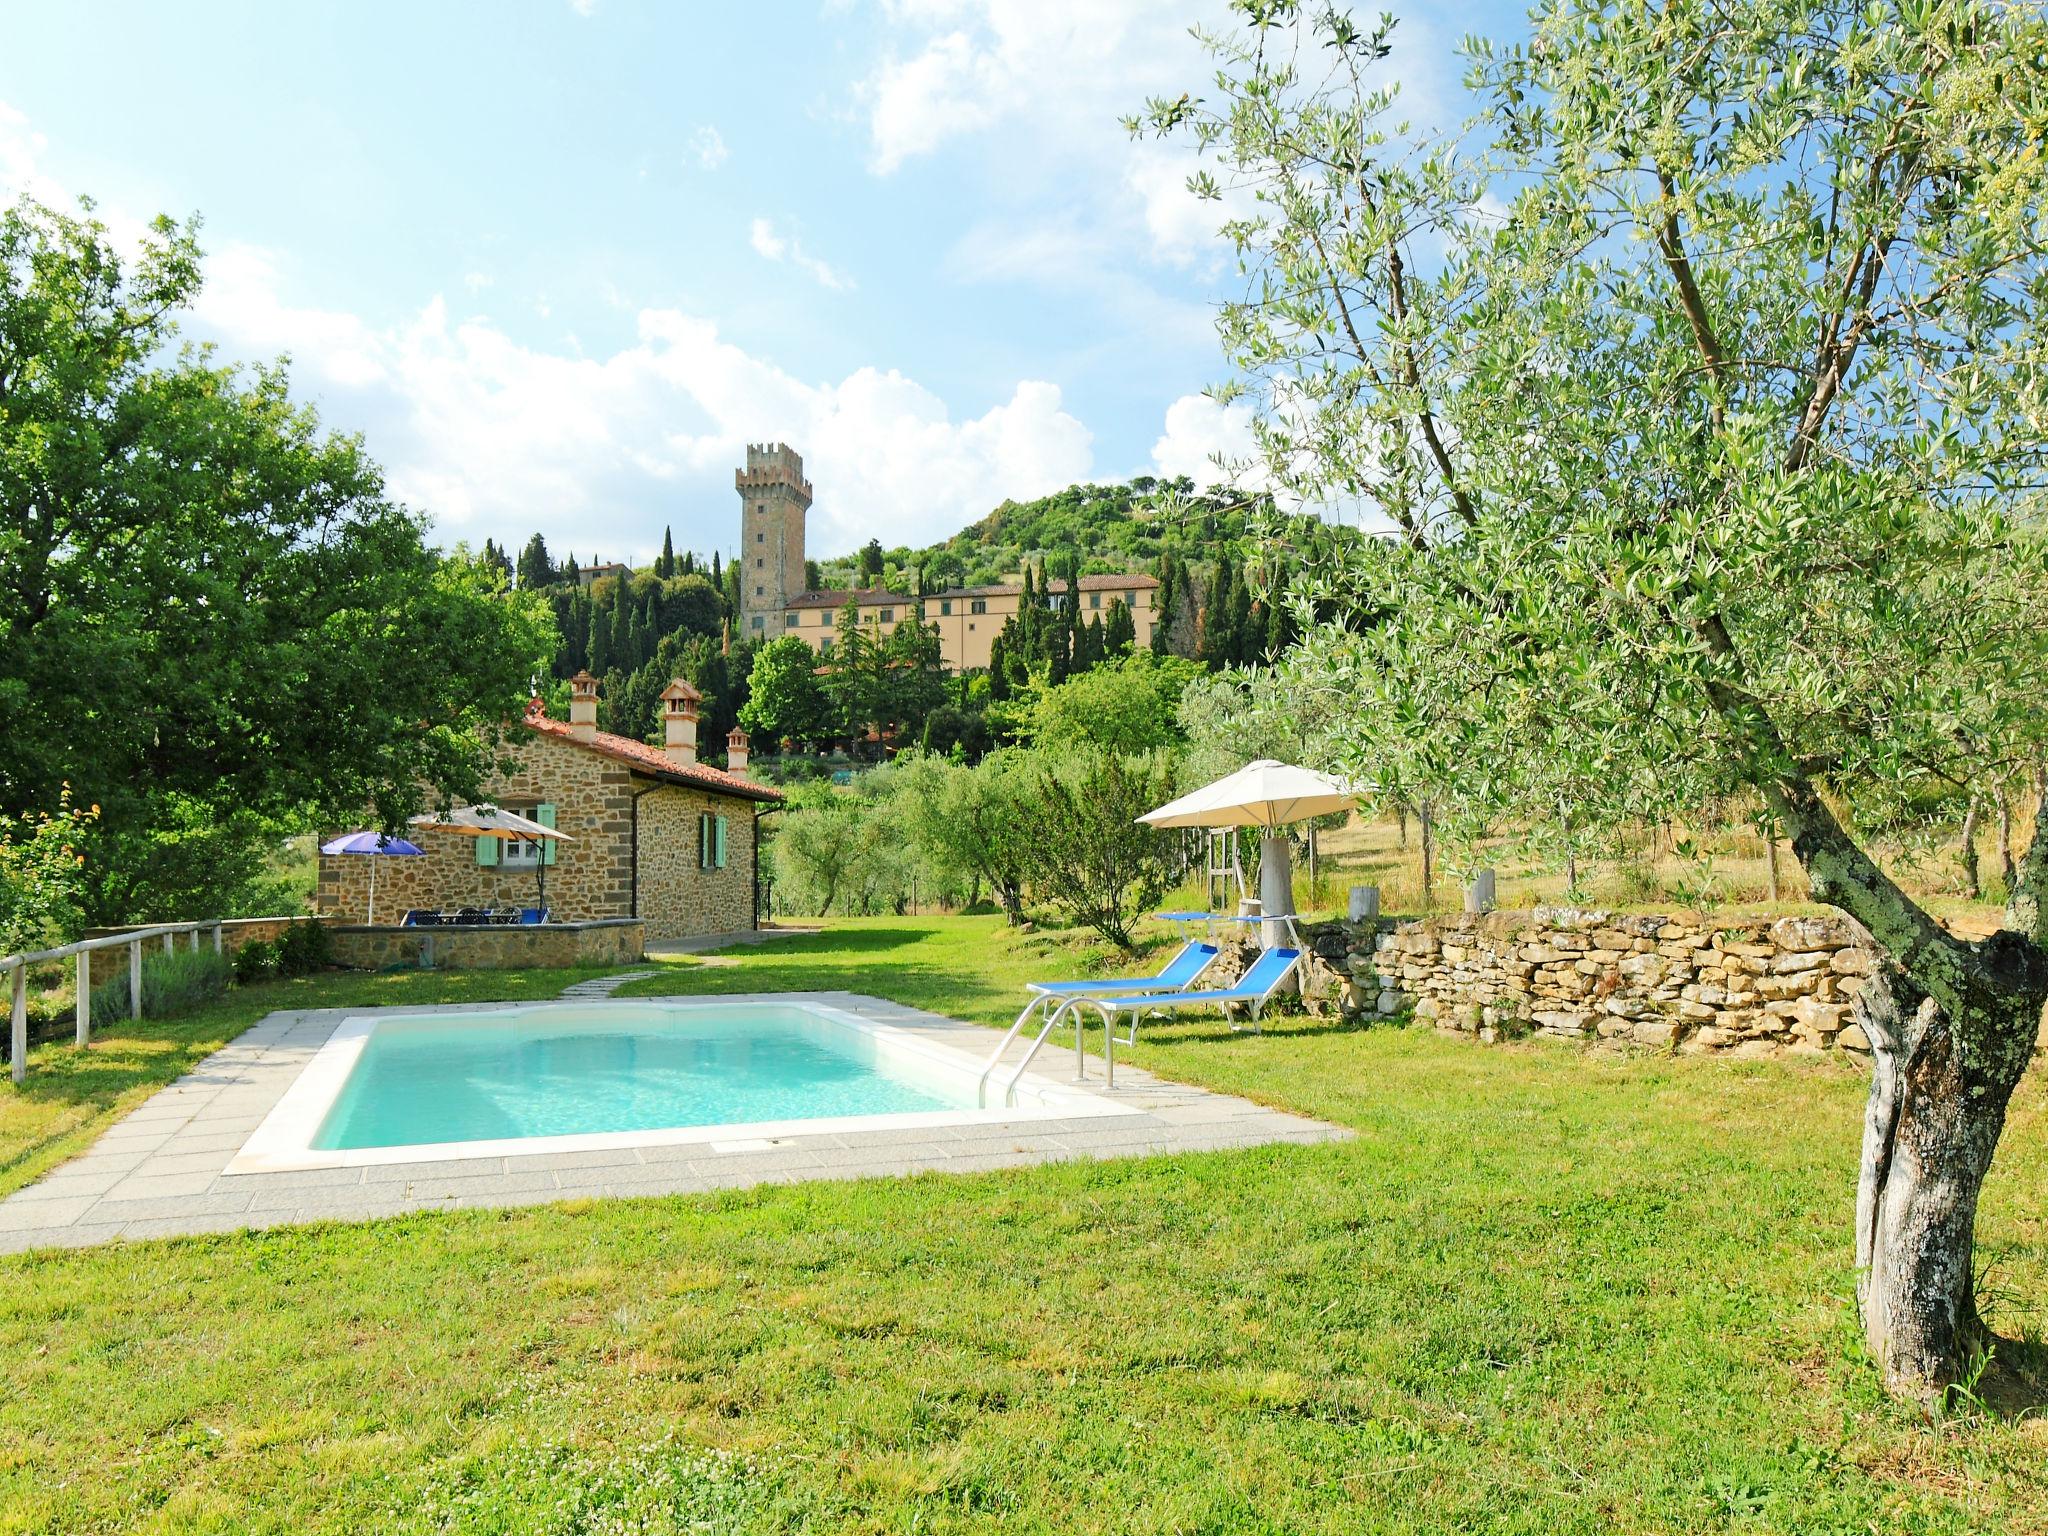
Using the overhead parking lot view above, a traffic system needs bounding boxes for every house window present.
[755,558,764,569]
[939,599,952,616]
[502,804,543,867]
[786,611,800,627]
[755,585,764,596]
[756,531,764,543]
[820,638,834,655]
[969,599,987,615]
[1090,591,1102,609]
[819,609,830,625]
[750,614,764,629]
[879,608,894,623]
[967,622,975,632]
[698,812,728,871]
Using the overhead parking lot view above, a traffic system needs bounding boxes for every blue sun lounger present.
[977,940,1220,1107]
[1058,945,1306,1048]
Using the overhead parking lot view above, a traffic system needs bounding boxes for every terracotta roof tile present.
[522,707,783,802]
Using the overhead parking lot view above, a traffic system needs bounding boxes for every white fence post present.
[9,965,25,1085]
[161,930,175,958]
[212,923,223,955]
[76,950,91,1045]
[129,940,143,1020]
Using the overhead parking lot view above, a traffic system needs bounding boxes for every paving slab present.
[0,990,1348,1253]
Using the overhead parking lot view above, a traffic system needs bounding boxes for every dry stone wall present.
[1307,907,1881,1058]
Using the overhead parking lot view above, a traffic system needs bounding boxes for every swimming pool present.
[230,998,1135,1172]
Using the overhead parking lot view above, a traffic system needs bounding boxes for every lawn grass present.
[2,917,2045,1534]
[0,964,621,1201]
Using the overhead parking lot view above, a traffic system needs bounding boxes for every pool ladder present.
[975,995,1114,1108]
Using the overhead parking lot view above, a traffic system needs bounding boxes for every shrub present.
[276,918,332,977]
[233,938,281,985]
[90,946,232,1021]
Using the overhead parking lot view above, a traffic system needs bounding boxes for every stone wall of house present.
[635,786,759,941]
[1206,907,1891,1058]
[328,918,643,971]
[317,733,641,925]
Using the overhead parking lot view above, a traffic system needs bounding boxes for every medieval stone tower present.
[735,442,813,632]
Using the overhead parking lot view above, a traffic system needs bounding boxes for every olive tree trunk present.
[1853,966,2037,1398]
[1778,777,2048,1404]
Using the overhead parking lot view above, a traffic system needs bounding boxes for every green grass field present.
[2,917,2045,1534]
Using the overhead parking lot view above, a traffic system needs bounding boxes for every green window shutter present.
[476,833,498,868]
[714,815,728,870]
[535,803,557,866]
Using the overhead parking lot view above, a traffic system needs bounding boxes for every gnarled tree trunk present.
[1853,964,2038,1399]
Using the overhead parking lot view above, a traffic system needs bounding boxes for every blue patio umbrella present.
[319,831,427,926]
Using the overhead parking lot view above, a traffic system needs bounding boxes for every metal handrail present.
[4,920,229,1085]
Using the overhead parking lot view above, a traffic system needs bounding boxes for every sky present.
[0,0,1503,567]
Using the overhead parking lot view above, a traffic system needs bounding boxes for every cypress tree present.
[658,526,675,579]
[1104,598,1136,656]
[587,602,610,675]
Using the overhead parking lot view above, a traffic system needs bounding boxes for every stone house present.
[316,672,783,942]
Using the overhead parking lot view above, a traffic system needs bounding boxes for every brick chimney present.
[726,727,751,778]
[660,678,702,766]
[568,669,599,740]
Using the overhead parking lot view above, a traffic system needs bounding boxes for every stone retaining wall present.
[1283,907,1882,1058]
[327,918,643,972]
[82,917,318,990]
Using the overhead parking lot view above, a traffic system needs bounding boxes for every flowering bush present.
[0,788,97,954]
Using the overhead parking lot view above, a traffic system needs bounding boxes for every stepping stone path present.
[558,968,656,999]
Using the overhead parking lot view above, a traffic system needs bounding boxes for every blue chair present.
[519,907,549,925]
[1022,939,1220,1013]
[981,946,1306,1107]
[400,909,440,927]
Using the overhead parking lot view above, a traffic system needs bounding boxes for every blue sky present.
[0,1,1498,566]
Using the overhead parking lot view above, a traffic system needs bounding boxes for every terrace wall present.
[1212,907,1890,1058]
[327,917,643,972]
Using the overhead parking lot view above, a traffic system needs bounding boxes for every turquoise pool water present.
[312,1003,965,1151]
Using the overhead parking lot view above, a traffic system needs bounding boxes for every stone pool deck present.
[0,992,1346,1252]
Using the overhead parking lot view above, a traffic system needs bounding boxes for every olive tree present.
[1143,0,2048,1401]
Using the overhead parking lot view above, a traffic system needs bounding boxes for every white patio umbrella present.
[407,805,574,915]
[1139,760,1362,947]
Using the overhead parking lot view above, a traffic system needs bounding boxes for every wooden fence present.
[1,920,226,1085]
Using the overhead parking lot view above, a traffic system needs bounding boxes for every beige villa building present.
[735,443,1158,671]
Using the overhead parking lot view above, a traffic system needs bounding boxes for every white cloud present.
[856,1,1229,176]
[688,125,728,170]
[462,270,493,293]
[1150,392,1266,492]
[568,0,597,15]
[748,217,854,291]
[183,242,1090,558]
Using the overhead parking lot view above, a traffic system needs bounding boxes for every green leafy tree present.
[857,538,885,586]
[516,533,556,590]
[892,750,1035,922]
[1014,748,1179,949]
[1103,598,1137,657]
[1027,653,1205,755]
[0,198,557,923]
[1146,0,2048,1400]
[741,636,830,747]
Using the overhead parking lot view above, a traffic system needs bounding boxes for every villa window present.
[939,599,952,616]
[749,614,764,629]
[756,531,764,543]
[785,612,800,627]
[819,609,830,625]
[879,608,894,623]
[697,813,728,871]
[969,598,987,615]
[755,558,763,569]
[499,804,545,868]
[1090,591,1102,609]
